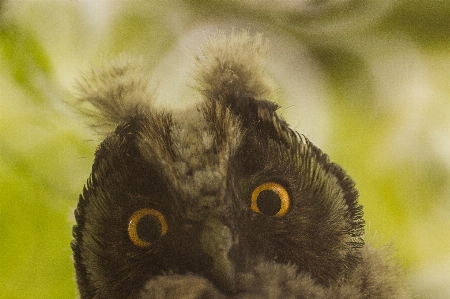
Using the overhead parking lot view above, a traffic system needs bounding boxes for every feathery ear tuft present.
[194,30,275,103]
[75,56,154,133]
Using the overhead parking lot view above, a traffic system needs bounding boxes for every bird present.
[71,31,409,299]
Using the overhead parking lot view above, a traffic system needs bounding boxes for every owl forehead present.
[138,105,242,220]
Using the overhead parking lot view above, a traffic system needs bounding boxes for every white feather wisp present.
[193,30,276,102]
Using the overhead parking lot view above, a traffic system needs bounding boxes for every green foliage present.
[0,23,52,103]
[0,1,449,298]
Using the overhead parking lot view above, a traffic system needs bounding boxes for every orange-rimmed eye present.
[251,182,290,217]
[128,208,168,247]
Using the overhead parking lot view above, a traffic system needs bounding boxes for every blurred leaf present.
[380,0,450,47]
[311,45,376,106]
[0,171,76,298]
[107,11,176,68]
[0,23,53,103]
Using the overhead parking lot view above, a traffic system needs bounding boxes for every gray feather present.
[72,31,409,299]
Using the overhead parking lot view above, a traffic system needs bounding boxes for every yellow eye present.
[251,182,290,217]
[128,208,168,247]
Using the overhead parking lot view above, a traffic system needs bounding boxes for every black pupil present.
[256,190,281,216]
[136,215,162,243]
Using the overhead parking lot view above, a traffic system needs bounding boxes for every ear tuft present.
[194,30,275,104]
[75,55,154,133]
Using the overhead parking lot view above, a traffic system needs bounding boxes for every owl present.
[71,31,409,299]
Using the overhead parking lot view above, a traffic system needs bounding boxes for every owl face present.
[72,32,364,299]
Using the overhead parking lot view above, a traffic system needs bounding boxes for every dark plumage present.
[71,31,409,299]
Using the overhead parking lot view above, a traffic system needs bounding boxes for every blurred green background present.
[1,1,449,298]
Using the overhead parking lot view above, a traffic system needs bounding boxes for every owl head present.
[72,31,365,299]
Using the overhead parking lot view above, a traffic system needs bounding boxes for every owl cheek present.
[239,216,290,257]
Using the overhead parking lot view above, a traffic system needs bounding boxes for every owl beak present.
[200,218,236,294]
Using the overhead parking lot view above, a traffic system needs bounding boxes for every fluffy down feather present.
[72,30,410,299]
[138,246,409,299]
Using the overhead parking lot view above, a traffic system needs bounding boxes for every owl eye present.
[127,208,168,247]
[251,182,290,217]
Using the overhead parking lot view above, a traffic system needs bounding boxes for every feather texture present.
[75,56,153,133]
[72,31,409,299]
